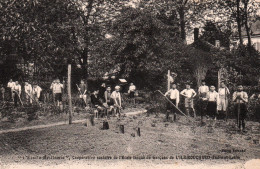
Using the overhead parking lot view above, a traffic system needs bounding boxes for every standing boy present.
[24,81,33,104]
[12,81,22,107]
[206,86,219,120]
[198,80,209,121]
[7,79,15,101]
[233,85,248,132]
[218,81,230,120]
[180,84,197,117]
[50,79,63,107]
[164,83,180,121]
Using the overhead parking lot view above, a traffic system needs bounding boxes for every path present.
[0,109,147,135]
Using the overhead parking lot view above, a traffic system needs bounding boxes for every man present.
[198,80,209,121]
[111,86,122,117]
[218,81,230,120]
[99,83,106,102]
[233,85,248,132]
[164,83,179,121]
[12,81,22,107]
[7,79,15,101]
[77,80,87,107]
[91,90,104,117]
[180,84,196,117]
[24,81,33,104]
[32,83,42,103]
[50,79,63,107]
[206,86,219,120]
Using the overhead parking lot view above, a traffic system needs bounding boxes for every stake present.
[68,63,72,124]
[14,90,23,106]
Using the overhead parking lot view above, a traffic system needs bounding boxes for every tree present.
[91,7,185,90]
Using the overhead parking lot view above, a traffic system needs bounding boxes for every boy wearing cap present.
[180,84,196,117]
[233,85,248,132]
[111,86,122,117]
[198,80,209,120]
[91,89,104,117]
[78,80,88,107]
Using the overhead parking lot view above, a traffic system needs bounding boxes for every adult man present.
[111,86,122,117]
[32,83,42,103]
[164,83,179,121]
[198,80,209,121]
[233,85,248,132]
[24,81,33,104]
[206,86,219,120]
[91,90,104,117]
[77,80,87,106]
[50,79,63,107]
[99,83,106,102]
[180,84,197,117]
[7,79,15,101]
[12,81,22,107]
[218,81,230,120]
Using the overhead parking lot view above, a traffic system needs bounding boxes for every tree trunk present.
[236,0,243,45]
[243,0,251,48]
[179,7,186,41]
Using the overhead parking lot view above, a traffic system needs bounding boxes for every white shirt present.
[7,82,15,89]
[129,85,136,92]
[218,87,230,99]
[33,86,42,98]
[165,89,179,104]
[207,91,219,102]
[24,84,32,94]
[111,91,121,106]
[50,83,63,94]
[198,85,209,94]
[180,89,196,98]
[12,84,21,95]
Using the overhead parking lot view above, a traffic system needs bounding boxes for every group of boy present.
[77,80,137,117]
[165,81,248,132]
[3,79,42,107]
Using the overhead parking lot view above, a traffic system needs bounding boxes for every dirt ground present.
[0,110,259,167]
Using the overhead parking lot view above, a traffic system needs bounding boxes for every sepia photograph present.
[0,0,260,168]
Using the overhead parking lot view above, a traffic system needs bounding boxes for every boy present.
[180,84,197,117]
[7,79,15,101]
[218,81,230,120]
[50,79,63,107]
[32,83,42,103]
[24,81,33,104]
[206,86,219,120]
[12,81,22,107]
[198,80,209,121]
[111,86,122,117]
[233,85,248,132]
[164,83,179,121]
[78,80,87,106]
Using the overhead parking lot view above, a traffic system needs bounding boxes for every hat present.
[115,86,120,90]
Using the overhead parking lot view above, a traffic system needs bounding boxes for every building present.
[231,18,260,52]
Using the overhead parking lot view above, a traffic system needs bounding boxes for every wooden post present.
[68,64,72,124]
[167,70,170,91]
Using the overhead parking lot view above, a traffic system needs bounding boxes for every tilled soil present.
[0,112,259,166]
